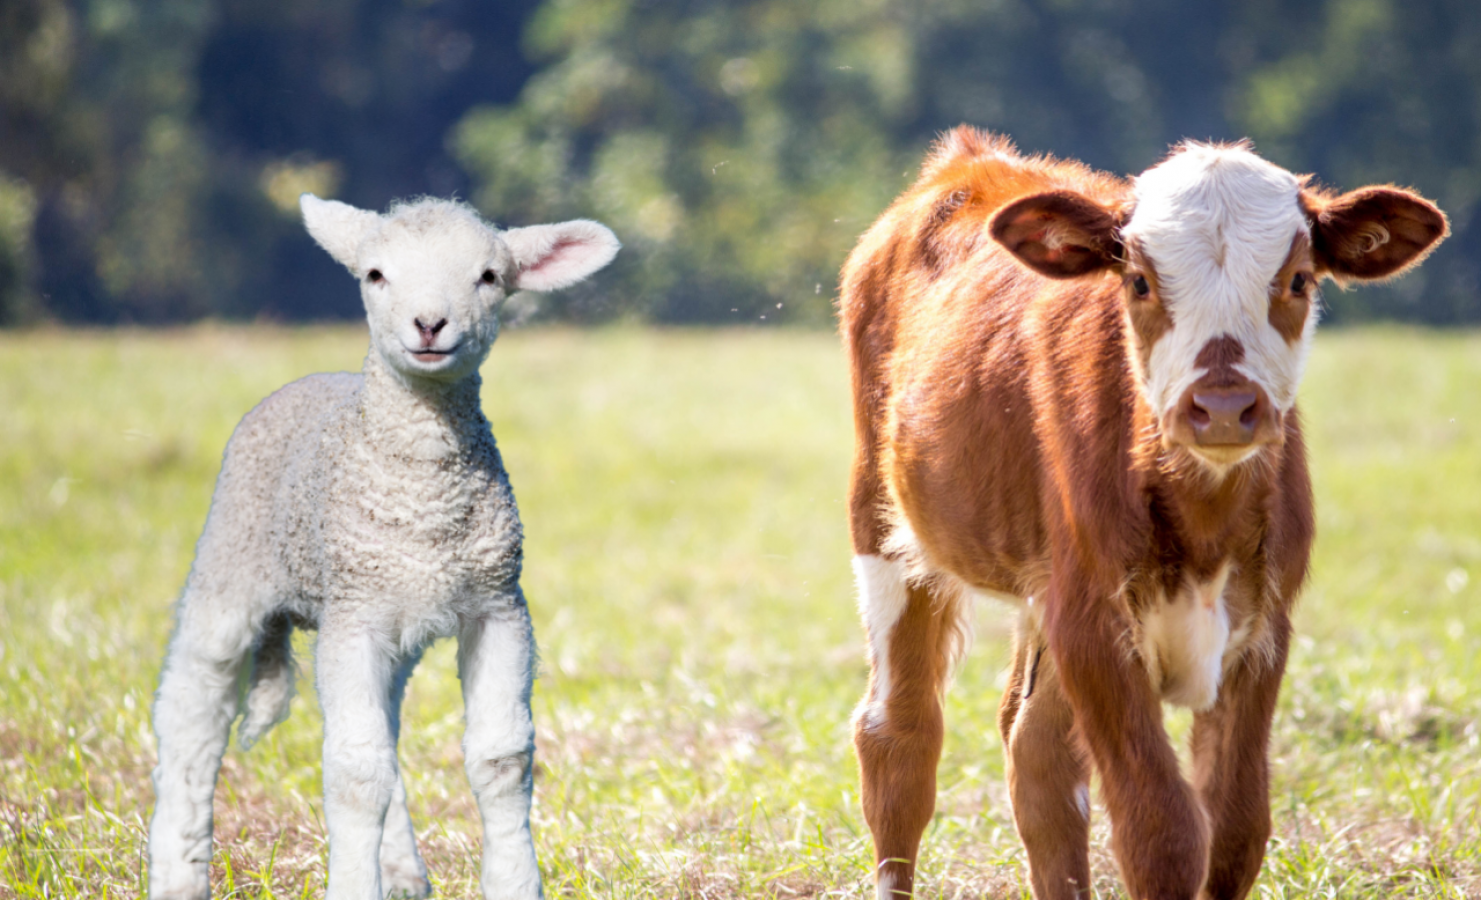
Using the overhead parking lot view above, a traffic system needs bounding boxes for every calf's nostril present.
[1192,391,1256,418]
[1189,390,1259,444]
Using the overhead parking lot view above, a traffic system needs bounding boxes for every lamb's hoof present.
[381,861,432,898]
[148,864,211,900]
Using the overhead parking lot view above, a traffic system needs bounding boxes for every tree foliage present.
[2,0,1480,324]
[0,0,535,323]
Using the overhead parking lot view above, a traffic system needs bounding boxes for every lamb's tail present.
[237,612,297,749]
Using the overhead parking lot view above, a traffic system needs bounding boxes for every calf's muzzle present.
[1168,382,1281,452]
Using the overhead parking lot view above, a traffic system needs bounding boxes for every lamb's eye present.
[1131,275,1150,298]
[367,269,384,284]
[480,270,498,286]
[1290,272,1307,295]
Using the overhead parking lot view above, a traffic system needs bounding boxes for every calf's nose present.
[1189,388,1259,445]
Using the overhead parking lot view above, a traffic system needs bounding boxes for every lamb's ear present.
[503,220,620,292]
[990,190,1124,278]
[1303,186,1448,282]
[300,194,381,271]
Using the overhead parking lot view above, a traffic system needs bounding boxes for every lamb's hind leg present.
[149,589,256,900]
[458,597,541,900]
[381,651,431,898]
[852,556,961,899]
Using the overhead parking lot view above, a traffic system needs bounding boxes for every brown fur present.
[853,581,960,897]
[1300,184,1449,283]
[1120,242,1172,377]
[1268,233,1316,344]
[840,129,1328,900]
[843,129,1444,899]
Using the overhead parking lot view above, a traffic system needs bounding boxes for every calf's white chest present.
[1138,561,1246,711]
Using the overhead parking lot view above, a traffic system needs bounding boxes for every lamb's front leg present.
[458,597,542,900]
[318,621,399,900]
[381,652,431,898]
[149,595,255,900]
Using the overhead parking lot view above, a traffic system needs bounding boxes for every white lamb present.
[148,195,619,900]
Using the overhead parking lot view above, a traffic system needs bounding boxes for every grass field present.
[1,324,1479,899]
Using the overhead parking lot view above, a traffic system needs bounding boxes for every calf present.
[839,128,1446,900]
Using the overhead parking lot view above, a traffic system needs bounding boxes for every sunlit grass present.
[1,325,1478,898]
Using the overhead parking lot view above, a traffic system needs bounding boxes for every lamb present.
[147,195,619,900]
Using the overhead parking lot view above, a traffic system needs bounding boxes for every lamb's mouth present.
[407,344,460,363]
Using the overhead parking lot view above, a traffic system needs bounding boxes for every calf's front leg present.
[1045,577,1209,900]
[459,597,542,900]
[1191,616,1290,900]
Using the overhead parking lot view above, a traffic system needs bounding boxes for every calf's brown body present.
[840,128,1445,899]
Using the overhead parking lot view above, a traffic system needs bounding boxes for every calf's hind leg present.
[998,625,1092,900]
[149,590,257,900]
[852,555,961,899]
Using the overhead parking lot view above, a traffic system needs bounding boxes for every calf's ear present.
[504,220,621,292]
[1304,186,1448,281]
[300,194,382,272]
[990,190,1124,278]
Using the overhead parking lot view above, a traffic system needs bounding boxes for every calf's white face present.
[990,142,1447,471]
[1121,146,1312,463]
[301,195,619,383]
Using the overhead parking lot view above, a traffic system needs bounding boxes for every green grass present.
[1,324,1478,898]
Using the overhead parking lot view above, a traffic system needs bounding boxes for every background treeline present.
[3,0,1479,326]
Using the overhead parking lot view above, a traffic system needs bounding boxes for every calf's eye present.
[367,269,384,284]
[1290,272,1307,295]
[481,270,498,286]
[1131,275,1150,298]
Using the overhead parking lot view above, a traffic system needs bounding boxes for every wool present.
[148,195,618,900]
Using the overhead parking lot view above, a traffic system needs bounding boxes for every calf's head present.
[991,143,1446,470]
[302,195,619,383]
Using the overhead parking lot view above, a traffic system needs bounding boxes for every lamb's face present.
[302,195,620,385]
[357,211,509,383]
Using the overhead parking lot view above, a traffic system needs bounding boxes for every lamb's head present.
[302,195,620,383]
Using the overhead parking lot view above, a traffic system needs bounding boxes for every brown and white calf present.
[840,128,1446,900]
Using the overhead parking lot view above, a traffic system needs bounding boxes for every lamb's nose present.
[1189,388,1259,445]
[414,318,447,345]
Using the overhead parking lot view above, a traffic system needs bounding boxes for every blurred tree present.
[457,0,921,323]
[192,0,541,319]
[2,0,1479,324]
[0,0,539,323]
[452,0,1248,323]
[1228,0,1481,323]
[1,0,216,323]
[456,0,1481,324]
